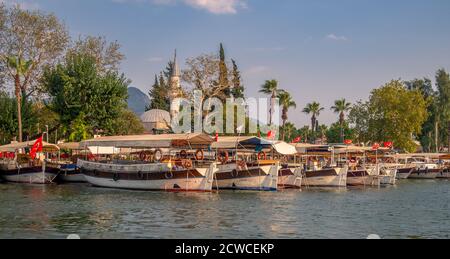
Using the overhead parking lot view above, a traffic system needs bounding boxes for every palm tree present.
[283,122,297,142]
[7,57,32,142]
[331,98,352,142]
[259,80,281,125]
[278,91,297,141]
[302,102,324,133]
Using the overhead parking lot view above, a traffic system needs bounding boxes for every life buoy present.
[180,150,188,159]
[195,149,204,161]
[154,149,163,162]
[113,173,120,182]
[182,159,193,168]
[231,169,239,178]
[218,150,229,164]
[165,171,174,179]
[139,151,147,161]
[258,151,267,161]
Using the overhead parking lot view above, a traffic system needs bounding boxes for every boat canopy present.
[334,145,391,154]
[57,142,81,150]
[389,153,448,159]
[0,141,60,152]
[272,141,298,155]
[211,136,273,149]
[79,133,215,149]
[291,143,330,153]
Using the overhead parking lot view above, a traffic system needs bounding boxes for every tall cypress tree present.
[219,43,230,98]
[231,59,245,99]
[147,74,169,111]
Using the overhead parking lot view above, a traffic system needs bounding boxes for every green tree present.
[348,100,372,144]
[281,122,297,142]
[112,109,145,135]
[405,78,437,152]
[0,91,16,144]
[231,59,245,99]
[67,35,124,74]
[260,80,281,125]
[6,56,31,142]
[147,75,170,111]
[350,80,428,152]
[331,98,352,143]
[218,43,230,96]
[277,90,297,141]
[43,54,129,140]
[297,126,311,143]
[436,69,450,151]
[0,5,69,141]
[326,122,354,144]
[302,102,324,133]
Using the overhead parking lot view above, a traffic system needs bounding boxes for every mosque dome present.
[140,109,171,132]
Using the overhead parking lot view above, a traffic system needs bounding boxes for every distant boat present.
[302,167,348,188]
[409,165,440,179]
[396,167,414,179]
[0,141,60,184]
[56,142,86,183]
[212,137,280,191]
[78,134,217,192]
[347,167,380,187]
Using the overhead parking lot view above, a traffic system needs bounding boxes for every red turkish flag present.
[215,132,219,142]
[384,142,393,148]
[344,139,353,145]
[292,137,301,143]
[267,130,276,140]
[372,142,380,150]
[30,136,44,160]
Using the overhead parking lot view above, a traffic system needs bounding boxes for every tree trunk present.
[340,112,345,143]
[281,119,286,141]
[15,74,23,142]
[435,120,439,153]
[269,91,276,125]
[448,121,450,153]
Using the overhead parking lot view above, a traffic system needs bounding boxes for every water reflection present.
[0,181,449,239]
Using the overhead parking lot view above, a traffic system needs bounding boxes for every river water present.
[0,180,449,239]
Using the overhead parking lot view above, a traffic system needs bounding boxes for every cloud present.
[183,0,247,14]
[113,0,247,14]
[326,34,349,41]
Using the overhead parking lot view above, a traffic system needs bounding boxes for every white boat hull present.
[84,174,214,192]
[347,175,381,187]
[78,159,217,192]
[302,167,348,188]
[59,172,86,183]
[437,171,450,179]
[214,164,279,191]
[278,168,302,189]
[3,172,58,184]
[409,169,440,179]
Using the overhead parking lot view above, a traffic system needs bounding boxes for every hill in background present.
[127,87,150,116]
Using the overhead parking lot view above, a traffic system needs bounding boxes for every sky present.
[3,0,450,127]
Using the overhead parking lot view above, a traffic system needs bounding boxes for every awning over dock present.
[79,133,215,149]
[0,141,60,152]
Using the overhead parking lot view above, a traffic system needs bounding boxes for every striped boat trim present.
[0,166,59,176]
[303,169,338,178]
[81,168,205,181]
[215,168,267,181]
